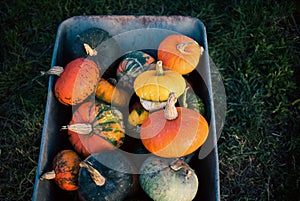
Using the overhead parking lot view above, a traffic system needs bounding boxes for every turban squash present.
[133,61,186,111]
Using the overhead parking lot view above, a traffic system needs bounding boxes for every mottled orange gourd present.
[40,150,81,191]
[54,58,100,105]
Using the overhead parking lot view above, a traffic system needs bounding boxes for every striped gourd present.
[62,101,125,157]
[126,102,149,138]
[116,51,155,89]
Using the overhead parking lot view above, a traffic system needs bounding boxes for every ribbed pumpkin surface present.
[68,101,125,157]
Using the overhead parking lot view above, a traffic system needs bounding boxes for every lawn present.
[0,0,299,201]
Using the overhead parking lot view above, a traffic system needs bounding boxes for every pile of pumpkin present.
[40,27,209,201]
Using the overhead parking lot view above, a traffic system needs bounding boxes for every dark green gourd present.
[69,27,120,70]
[78,150,138,201]
[70,27,111,58]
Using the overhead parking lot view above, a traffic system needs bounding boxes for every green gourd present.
[178,87,205,115]
[139,156,198,201]
[116,50,155,89]
[69,27,120,70]
[78,150,138,201]
[70,27,111,59]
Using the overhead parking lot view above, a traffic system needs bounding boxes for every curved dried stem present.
[40,170,56,180]
[176,41,197,54]
[61,123,93,135]
[169,159,192,179]
[164,92,178,120]
[40,66,64,76]
[80,161,106,186]
[84,43,97,56]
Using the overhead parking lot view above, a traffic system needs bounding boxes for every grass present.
[209,2,300,200]
[0,0,299,200]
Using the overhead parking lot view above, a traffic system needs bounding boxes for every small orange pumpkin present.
[95,78,130,107]
[140,92,209,158]
[40,150,82,191]
[42,58,100,105]
[157,34,204,75]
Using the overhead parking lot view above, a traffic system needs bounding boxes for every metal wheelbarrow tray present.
[32,15,220,201]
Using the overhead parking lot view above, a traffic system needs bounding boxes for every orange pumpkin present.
[157,34,204,75]
[42,58,100,105]
[95,78,130,107]
[40,150,82,191]
[140,92,209,158]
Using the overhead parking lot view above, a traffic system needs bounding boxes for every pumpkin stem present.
[40,170,56,180]
[169,159,192,180]
[176,41,197,54]
[40,66,64,76]
[155,61,164,76]
[164,92,178,120]
[84,43,98,56]
[80,161,106,186]
[61,123,93,135]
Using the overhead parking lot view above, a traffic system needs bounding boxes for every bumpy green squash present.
[139,156,198,201]
[69,27,120,70]
[78,150,138,201]
[70,27,111,59]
